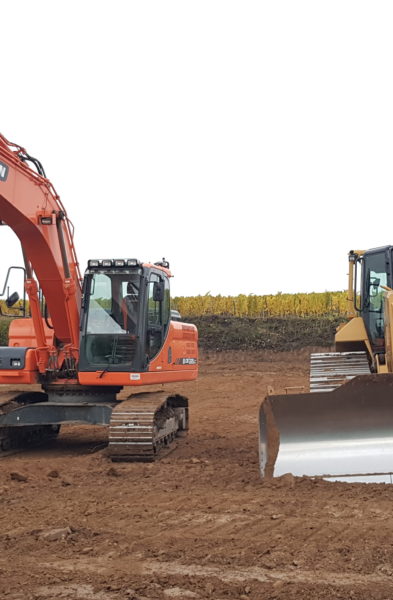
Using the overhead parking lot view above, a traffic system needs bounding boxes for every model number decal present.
[0,161,8,182]
[175,358,198,365]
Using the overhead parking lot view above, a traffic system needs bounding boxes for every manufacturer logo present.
[0,161,8,182]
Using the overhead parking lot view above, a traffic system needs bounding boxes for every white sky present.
[1,1,393,297]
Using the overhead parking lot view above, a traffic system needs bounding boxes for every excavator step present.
[310,351,371,392]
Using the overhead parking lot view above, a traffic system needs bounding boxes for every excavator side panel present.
[259,374,393,482]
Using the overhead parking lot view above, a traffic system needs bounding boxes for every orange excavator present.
[0,133,198,459]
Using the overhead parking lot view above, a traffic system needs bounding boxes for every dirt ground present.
[1,350,393,600]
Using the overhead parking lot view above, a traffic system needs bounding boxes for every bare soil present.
[1,350,393,600]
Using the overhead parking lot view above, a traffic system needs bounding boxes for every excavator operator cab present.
[78,259,171,374]
[356,246,393,350]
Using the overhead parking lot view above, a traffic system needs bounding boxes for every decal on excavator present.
[0,161,8,181]
[175,358,198,365]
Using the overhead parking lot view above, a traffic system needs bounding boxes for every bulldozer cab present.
[358,247,393,351]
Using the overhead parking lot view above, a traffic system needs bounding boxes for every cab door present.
[362,249,392,350]
[146,273,170,361]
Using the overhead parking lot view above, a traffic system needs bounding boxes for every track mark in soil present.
[42,557,393,588]
[35,583,118,599]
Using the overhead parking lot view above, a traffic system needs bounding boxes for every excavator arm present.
[0,134,81,373]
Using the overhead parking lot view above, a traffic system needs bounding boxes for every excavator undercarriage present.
[0,391,61,454]
[0,387,189,461]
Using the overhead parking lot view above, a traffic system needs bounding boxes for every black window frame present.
[361,246,393,350]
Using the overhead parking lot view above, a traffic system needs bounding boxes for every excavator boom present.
[0,134,82,347]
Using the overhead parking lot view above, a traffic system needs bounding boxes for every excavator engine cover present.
[259,374,393,483]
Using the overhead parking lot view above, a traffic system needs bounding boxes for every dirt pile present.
[185,315,344,351]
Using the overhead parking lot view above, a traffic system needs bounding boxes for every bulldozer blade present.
[259,374,393,483]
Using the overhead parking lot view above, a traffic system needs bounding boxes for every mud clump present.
[10,471,28,482]
[47,469,60,478]
[38,526,72,541]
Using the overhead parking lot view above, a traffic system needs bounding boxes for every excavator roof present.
[85,259,172,278]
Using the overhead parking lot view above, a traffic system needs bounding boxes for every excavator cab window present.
[81,271,143,370]
[147,275,162,359]
[121,279,140,334]
[146,274,170,360]
[86,273,124,335]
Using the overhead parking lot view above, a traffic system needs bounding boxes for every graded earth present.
[1,351,393,599]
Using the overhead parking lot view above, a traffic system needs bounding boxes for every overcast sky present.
[1,1,393,297]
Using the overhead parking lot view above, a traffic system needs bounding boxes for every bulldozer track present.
[310,351,371,392]
[107,391,188,461]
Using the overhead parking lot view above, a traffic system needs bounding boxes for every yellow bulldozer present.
[259,246,393,483]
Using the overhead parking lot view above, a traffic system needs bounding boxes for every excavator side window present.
[146,274,170,360]
[147,275,162,359]
[120,277,140,335]
[163,278,170,326]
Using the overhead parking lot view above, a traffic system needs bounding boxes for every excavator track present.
[108,391,189,461]
[310,351,371,392]
[0,391,60,457]
[0,425,60,457]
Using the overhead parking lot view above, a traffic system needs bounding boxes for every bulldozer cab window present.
[364,252,389,348]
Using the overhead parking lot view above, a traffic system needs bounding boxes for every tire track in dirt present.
[40,556,393,589]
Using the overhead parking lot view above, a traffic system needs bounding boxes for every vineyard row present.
[172,291,348,317]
